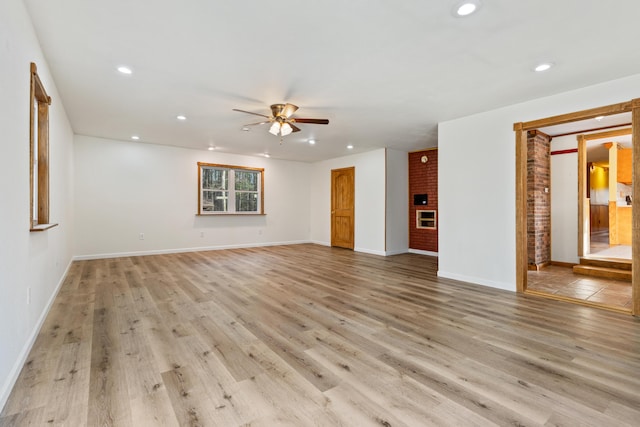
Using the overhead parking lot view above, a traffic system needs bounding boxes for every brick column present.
[527,131,551,269]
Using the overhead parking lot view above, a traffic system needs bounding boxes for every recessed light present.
[131,135,140,140]
[242,127,250,132]
[534,62,553,72]
[595,116,605,121]
[176,115,187,121]
[347,145,354,150]
[455,1,479,16]
[208,146,215,151]
[308,139,316,145]
[117,66,133,75]
[264,153,271,158]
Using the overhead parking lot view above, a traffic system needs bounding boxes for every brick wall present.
[527,131,551,268]
[409,149,438,252]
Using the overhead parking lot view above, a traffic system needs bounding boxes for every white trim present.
[354,247,386,256]
[73,240,312,261]
[385,249,409,256]
[309,242,399,256]
[0,259,73,412]
[437,270,515,292]
[408,248,439,257]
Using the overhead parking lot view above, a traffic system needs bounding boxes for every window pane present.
[234,170,258,191]
[236,192,258,212]
[202,168,228,190]
[202,191,228,212]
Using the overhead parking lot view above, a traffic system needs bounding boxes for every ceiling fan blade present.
[290,123,301,133]
[282,103,299,118]
[243,121,271,126]
[292,118,329,125]
[232,108,270,118]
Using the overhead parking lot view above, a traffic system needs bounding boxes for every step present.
[579,257,632,271]
[572,265,632,281]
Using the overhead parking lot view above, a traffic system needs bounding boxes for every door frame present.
[514,98,640,315]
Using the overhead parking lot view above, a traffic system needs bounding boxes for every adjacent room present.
[2,0,639,425]
[526,117,635,311]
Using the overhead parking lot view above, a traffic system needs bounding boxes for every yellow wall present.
[590,166,608,190]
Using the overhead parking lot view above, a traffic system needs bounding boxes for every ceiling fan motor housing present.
[271,103,298,119]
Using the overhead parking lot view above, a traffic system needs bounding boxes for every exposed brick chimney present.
[527,130,551,269]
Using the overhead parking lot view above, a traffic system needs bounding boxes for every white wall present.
[0,0,75,410]
[550,135,579,264]
[75,139,408,259]
[438,73,640,291]
[74,135,311,258]
[310,149,387,255]
[385,149,409,255]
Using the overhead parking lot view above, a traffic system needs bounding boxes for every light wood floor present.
[2,244,640,426]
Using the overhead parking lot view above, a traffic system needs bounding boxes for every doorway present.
[515,99,639,315]
[331,167,355,249]
[580,128,633,260]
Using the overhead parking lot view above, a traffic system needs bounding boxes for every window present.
[30,62,56,231]
[198,163,264,215]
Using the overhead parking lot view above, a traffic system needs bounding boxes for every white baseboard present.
[384,249,409,256]
[408,248,439,257]
[354,247,386,256]
[73,240,313,261]
[0,259,73,413]
[437,270,516,292]
[308,242,407,257]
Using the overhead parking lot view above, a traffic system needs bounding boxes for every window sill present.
[195,213,266,216]
[30,223,59,232]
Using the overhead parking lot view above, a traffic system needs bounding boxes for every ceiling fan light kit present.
[233,103,329,142]
[280,123,293,136]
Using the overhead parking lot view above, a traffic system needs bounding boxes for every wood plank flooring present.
[2,244,639,426]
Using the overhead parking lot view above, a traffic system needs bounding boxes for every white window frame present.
[197,162,264,215]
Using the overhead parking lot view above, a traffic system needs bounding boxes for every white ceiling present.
[24,0,640,162]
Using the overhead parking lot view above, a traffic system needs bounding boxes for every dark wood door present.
[331,167,355,249]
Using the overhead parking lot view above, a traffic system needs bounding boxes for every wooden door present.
[331,167,355,249]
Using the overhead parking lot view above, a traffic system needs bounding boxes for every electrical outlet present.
[139,233,144,240]
[27,287,31,305]
[258,229,263,235]
[200,231,205,238]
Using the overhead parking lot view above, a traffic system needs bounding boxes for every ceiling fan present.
[232,103,329,141]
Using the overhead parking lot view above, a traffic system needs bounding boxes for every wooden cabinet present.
[617,207,632,245]
[617,148,632,184]
[416,210,436,229]
[590,204,609,232]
